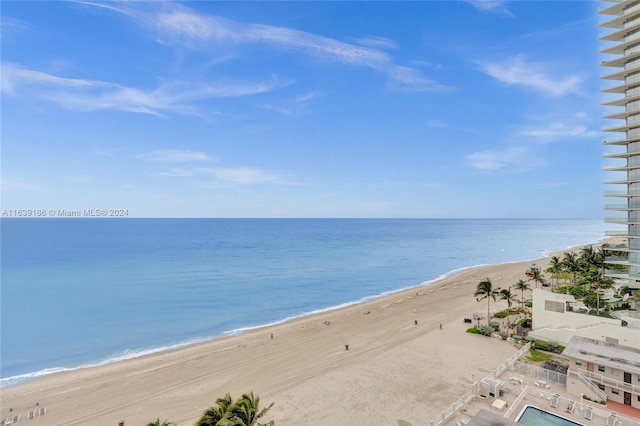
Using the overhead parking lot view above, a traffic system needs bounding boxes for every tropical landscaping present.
[148,392,274,426]
[470,245,638,336]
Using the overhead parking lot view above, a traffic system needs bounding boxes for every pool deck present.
[446,369,640,426]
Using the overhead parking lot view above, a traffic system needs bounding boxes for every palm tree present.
[583,265,615,316]
[529,268,546,289]
[146,419,174,426]
[546,256,562,288]
[197,393,274,426]
[562,252,582,286]
[226,392,274,426]
[513,279,531,310]
[498,287,517,327]
[196,393,235,426]
[475,277,499,325]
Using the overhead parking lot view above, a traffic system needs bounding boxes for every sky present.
[1,1,612,218]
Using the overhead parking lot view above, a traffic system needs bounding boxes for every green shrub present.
[493,311,508,318]
[498,330,509,340]
[466,327,481,334]
[479,325,494,336]
[489,321,501,331]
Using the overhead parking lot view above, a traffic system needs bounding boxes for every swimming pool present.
[516,405,584,426]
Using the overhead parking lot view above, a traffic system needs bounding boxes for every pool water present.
[517,405,583,426]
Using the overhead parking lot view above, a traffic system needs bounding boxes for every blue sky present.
[1,1,609,218]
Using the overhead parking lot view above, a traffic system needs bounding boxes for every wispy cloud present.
[1,63,285,115]
[517,111,600,142]
[199,167,284,185]
[478,54,583,96]
[519,123,599,141]
[1,17,32,42]
[351,36,398,50]
[464,0,513,16]
[79,1,448,92]
[258,90,322,116]
[156,166,289,185]
[467,146,546,171]
[138,149,216,162]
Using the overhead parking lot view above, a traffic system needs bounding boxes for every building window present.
[575,360,582,366]
[598,365,606,372]
[612,388,620,395]
[544,300,564,313]
[598,384,606,391]
[612,368,619,376]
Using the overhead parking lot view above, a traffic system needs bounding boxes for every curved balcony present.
[600,11,640,29]
[603,92,640,106]
[603,108,640,120]
[604,164,636,171]
[603,136,640,145]
[604,190,640,197]
[604,217,640,225]
[604,122,640,132]
[601,50,640,67]
[603,177,640,184]
[605,230,629,237]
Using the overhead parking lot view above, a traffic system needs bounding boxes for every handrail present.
[579,368,640,394]
[570,370,608,402]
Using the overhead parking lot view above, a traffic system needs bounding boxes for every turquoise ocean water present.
[0,218,607,387]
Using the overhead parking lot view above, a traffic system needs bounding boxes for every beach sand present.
[0,242,605,426]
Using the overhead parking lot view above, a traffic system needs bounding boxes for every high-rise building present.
[601,0,640,289]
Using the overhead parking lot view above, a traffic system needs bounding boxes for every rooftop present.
[562,336,640,375]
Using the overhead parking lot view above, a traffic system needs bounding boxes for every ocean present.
[0,218,607,387]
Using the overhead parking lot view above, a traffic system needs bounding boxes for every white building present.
[527,289,640,348]
[562,336,640,410]
[601,0,640,293]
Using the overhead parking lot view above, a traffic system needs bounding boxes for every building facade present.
[601,0,640,289]
[563,336,640,410]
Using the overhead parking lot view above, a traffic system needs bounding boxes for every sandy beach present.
[0,243,602,426]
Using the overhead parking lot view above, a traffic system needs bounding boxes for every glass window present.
[598,365,606,372]
[612,388,620,395]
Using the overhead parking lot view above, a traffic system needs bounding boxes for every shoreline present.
[0,238,615,425]
[0,235,610,390]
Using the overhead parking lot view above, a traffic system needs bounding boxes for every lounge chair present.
[607,413,617,426]
[550,393,560,408]
[39,407,46,416]
[11,415,19,424]
[565,400,576,414]
[584,405,593,420]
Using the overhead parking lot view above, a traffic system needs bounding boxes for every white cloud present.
[197,167,286,185]
[80,1,446,92]
[519,123,599,141]
[478,54,583,96]
[352,36,398,50]
[517,112,600,142]
[1,63,285,115]
[464,0,512,16]
[467,146,546,171]
[139,149,215,162]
